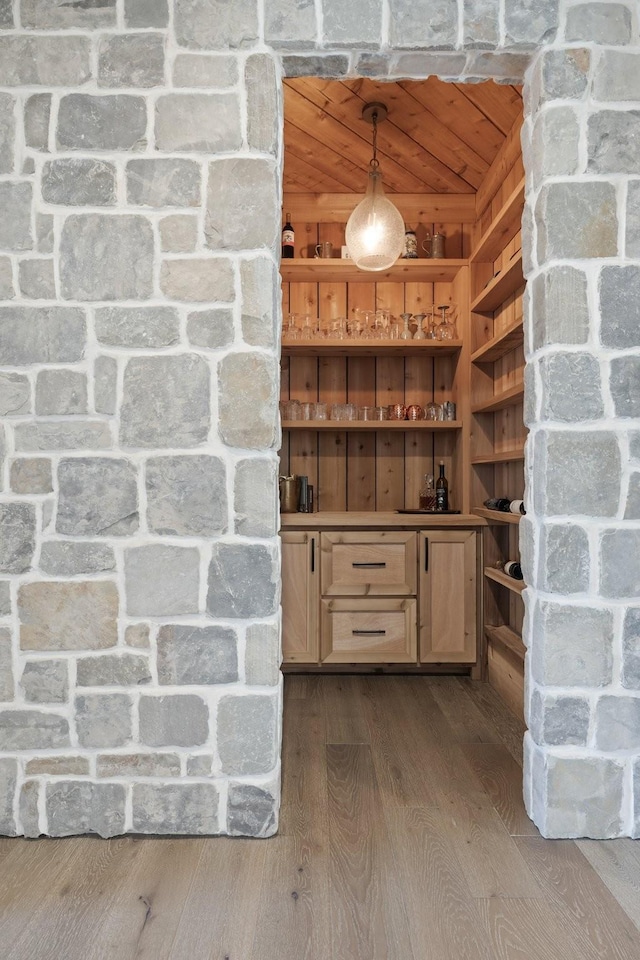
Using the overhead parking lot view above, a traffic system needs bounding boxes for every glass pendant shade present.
[345,168,405,272]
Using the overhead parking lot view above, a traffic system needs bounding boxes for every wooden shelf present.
[473,507,522,525]
[280,258,467,283]
[470,179,525,264]
[471,252,524,313]
[471,319,523,364]
[282,338,463,357]
[282,420,462,431]
[471,450,524,465]
[472,383,524,414]
[484,566,526,594]
[485,624,525,662]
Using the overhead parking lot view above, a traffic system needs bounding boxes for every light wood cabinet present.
[281,531,319,663]
[419,530,477,664]
[281,520,480,668]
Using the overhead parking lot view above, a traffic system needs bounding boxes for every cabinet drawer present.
[320,531,417,596]
[321,598,417,663]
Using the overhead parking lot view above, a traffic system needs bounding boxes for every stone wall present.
[0,0,283,838]
[0,0,638,837]
[521,15,640,838]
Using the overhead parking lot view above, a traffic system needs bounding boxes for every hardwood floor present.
[2,675,640,959]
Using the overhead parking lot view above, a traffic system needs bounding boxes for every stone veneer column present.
[522,8,640,837]
[0,0,283,837]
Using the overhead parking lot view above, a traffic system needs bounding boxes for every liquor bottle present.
[500,560,523,580]
[435,461,449,511]
[282,213,294,259]
[419,473,435,510]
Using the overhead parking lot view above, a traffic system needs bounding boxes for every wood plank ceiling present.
[283,78,523,195]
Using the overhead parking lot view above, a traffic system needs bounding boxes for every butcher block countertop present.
[279,511,487,529]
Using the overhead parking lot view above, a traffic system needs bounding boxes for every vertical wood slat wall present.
[281,220,470,513]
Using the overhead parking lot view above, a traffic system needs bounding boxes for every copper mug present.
[279,475,300,513]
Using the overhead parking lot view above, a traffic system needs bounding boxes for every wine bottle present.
[484,497,526,515]
[282,213,294,259]
[500,560,523,580]
[484,497,511,512]
[435,461,449,511]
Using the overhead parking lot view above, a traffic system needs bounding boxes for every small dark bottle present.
[298,475,308,512]
[282,212,295,259]
[435,461,449,511]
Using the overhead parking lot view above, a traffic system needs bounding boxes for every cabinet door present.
[281,531,319,663]
[419,530,477,663]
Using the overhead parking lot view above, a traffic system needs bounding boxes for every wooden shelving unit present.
[484,566,525,594]
[485,624,525,662]
[280,258,467,284]
[471,450,524,465]
[472,507,521,525]
[282,339,462,358]
[471,318,523,364]
[471,252,523,313]
[282,420,462,431]
[472,383,524,414]
[470,179,525,264]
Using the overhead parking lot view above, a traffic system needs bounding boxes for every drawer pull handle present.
[352,562,386,568]
[352,629,386,636]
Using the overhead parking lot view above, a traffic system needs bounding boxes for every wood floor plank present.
[360,676,445,808]
[327,743,416,960]
[268,696,332,956]
[171,838,267,960]
[516,837,640,960]
[460,677,526,765]
[576,839,640,932]
[460,742,538,837]
[4,837,144,960]
[427,677,503,743]
[387,806,494,960]
[323,675,371,744]
[478,897,591,960]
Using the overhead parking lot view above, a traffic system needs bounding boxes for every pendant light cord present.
[370,110,379,171]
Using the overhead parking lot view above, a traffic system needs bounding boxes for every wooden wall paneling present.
[318,224,345,258]
[318,356,347,511]
[454,82,523,138]
[483,525,510,626]
[375,282,406,510]
[470,306,494,354]
[450,266,470,512]
[472,462,495,509]
[279,354,291,476]
[290,221,319,261]
[289,281,318,319]
[404,280,435,509]
[283,120,365,193]
[289,352,319,499]
[475,112,524,218]
[434,222,463,258]
[346,357,376,511]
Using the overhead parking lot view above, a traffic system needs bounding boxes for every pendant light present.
[345,102,405,272]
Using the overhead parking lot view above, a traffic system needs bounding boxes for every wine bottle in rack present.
[497,560,524,580]
[484,497,526,515]
[282,213,294,259]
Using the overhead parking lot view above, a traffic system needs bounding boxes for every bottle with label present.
[419,473,435,510]
[282,213,294,259]
[435,461,449,511]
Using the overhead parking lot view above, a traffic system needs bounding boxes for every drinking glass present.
[373,406,389,420]
[399,313,413,340]
[424,401,443,421]
[413,312,426,340]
